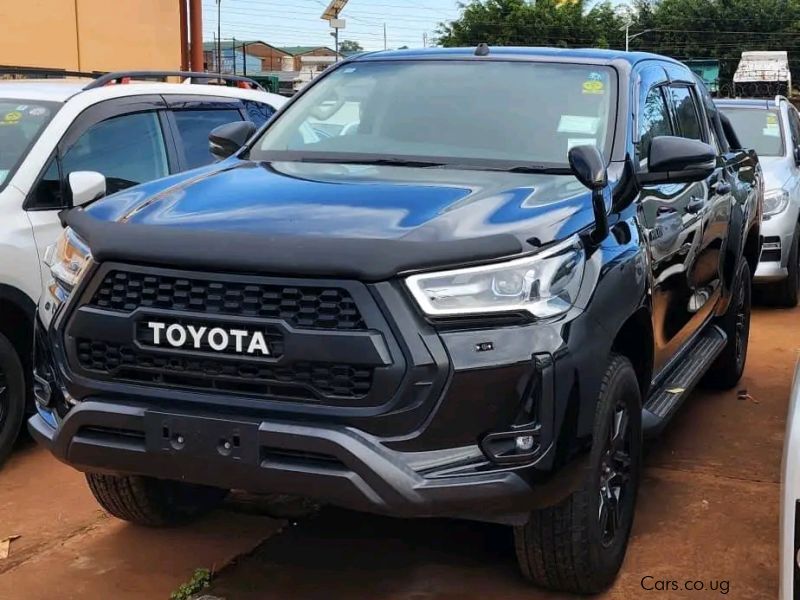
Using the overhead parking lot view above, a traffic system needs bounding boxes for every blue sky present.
[201,0,464,51]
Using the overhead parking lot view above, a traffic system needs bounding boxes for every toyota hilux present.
[30,47,761,593]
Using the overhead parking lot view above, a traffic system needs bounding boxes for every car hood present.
[86,159,600,247]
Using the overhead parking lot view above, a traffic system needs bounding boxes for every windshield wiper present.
[297,156,447,168]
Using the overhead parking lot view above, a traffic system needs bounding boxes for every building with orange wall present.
[0,0,182,73]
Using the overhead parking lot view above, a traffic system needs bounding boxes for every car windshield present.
[0,99,59,189]
[719,107,784,157]
[250,60,616,170]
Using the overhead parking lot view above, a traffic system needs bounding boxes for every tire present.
[702,260,751,390]
[0,332,27,467]
[85,473,228,527]
[514,354,642,594]
[765,224,799,307]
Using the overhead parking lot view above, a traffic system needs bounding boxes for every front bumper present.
[29,400,586,523]
[755,209,797,283]
[32,259,610,523]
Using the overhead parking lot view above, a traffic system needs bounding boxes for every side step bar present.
[642,325,727,436]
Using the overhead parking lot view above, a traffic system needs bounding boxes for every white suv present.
[0,71,286,463]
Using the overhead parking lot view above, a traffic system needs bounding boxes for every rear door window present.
[172,108,244,168]
[669,87,704,141]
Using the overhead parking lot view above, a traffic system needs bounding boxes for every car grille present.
[89,270,366,330]
[66,267,395,404]
[76,339,374,400]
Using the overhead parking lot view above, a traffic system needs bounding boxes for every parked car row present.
[3,48,797,594]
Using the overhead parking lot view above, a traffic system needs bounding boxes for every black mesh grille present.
[89,270,366,330]
[76,339,374,401]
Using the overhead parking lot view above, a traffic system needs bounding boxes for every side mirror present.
[209,120,257,160]
[793,146,800,167]
[641,136,716,184]
[68,171,106,207]
[568,144,608,244]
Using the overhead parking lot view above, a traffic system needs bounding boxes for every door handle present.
[686,196,706,214]
[714,180,732,195]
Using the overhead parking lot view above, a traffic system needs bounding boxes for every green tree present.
[339,40,364,55]
[436,0,626,49]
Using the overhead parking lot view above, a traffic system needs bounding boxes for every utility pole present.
[384,23,387,50]
[216,0,222,73]
[242,42,247,77]
[232,37,236,75]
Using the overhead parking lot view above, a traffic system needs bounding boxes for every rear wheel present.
[85,473,228,527]
[514,354,642,594]
[0,333,27,467]
[702,260,751,389]
[765,224,800,307]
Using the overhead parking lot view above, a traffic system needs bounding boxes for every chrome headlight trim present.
[405,235,586,318]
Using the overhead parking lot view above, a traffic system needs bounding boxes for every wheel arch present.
[609,307,654,399]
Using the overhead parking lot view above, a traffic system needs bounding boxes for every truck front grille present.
[76,339,374,401]
[90,270,366,330]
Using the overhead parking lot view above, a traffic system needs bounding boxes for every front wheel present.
[514,354,642,594]
[85,473,228,527]
[702,260,751,389]
[0,332,27,467]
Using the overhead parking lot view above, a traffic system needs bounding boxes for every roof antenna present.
[475,43,490,57]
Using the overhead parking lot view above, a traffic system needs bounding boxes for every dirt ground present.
[0,306,796,599]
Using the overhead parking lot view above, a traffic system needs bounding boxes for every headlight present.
[405,236,585,318]
[44,227,91,304]
[764,189,790,216]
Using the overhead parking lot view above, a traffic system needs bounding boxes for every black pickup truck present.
[31,47,761,593]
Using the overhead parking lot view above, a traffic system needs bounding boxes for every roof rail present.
[0,65,102,79]
[82,71,265,91]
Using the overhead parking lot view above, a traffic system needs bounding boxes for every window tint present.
[173,109,243,169]
[62,111,168,196]
[242,100,276,127]
[788,108,800,149]
[252,61,617,166]
[639,87,672,161]
[669,87,703,140]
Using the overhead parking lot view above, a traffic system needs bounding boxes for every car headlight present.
[764,189,790,216]
[44,227,92,305]
[405,236,585,318]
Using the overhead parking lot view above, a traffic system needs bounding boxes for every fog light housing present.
[515,435,535,451]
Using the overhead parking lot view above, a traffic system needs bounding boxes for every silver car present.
[719,96,800,306]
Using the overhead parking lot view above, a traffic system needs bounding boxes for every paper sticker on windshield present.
[558,115,600,135]
[767,113,778,125]
[582,73,606,94]
[763,126,780,137]
[0,170,7,185]
[2,111,22,124]
[29,107,48,117]
[568,138,597,151]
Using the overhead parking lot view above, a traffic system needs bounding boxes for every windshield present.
[0,99,59,189]
[719,107,784,157]
[250,60,616,169]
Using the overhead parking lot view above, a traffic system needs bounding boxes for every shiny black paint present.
[34,50,762,521]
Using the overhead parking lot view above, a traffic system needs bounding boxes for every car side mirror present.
[209,120,257,160]
[568,144,608,244]
[793,146,800,167]
[68,171,106,207]
[640,136,716,184]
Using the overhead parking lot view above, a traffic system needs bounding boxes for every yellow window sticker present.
[582,80,605,95]
[767,113,778,126]
[3,111,22,124]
